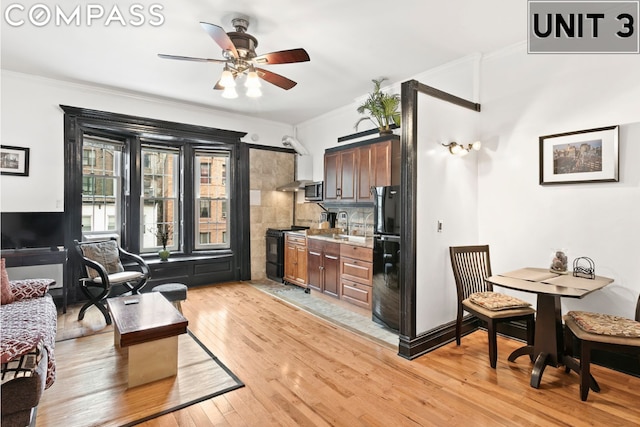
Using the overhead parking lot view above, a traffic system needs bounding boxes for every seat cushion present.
[566,310,640,338]
[80,240,124,279]
[468,291,532,311]
[463,298,535,319]
[90,271,144,285]
[564,315,640,347]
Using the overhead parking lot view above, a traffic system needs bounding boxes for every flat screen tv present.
[1,212,66,250]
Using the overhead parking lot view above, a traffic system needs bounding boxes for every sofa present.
[1,258,57,427]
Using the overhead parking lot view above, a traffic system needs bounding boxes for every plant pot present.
[158,249,170,261]
[379,128,394,136]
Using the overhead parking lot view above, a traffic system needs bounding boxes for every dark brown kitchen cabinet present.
[324,149,356,202]
[307,239,340,297]
[325,136,399,204]
[357,139,400,202]
[284,233,307,288]
[340,244,373,309]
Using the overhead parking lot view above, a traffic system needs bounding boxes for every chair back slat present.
[449,245,493,301]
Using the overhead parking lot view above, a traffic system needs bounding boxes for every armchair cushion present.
[567,310,640,338]
[469,291,532,311]
[89,271,145,285]
[80,240,124,279]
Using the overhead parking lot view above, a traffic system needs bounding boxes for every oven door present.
[266,234,281,264]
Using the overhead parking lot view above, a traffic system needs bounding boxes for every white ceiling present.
[1,1,527,125]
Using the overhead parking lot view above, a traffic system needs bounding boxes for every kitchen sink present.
[332,234,367,244]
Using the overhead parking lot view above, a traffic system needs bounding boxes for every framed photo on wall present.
[0,145,30,177]
[539,125,619,185]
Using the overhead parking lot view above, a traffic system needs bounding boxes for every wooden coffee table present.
[107,292,188,387]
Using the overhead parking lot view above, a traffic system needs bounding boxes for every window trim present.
[62,105,251,297]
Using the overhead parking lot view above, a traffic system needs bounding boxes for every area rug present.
[36,330,244,426]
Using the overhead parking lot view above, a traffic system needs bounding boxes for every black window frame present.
[62,105,250,298]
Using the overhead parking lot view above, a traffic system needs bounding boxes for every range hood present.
[276,179,313,192]
[277,132,313,192]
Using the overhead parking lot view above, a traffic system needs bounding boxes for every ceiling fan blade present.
[200,22,238,58]
[256,68,297,90]
[158,54,227,63]
[254,48,310,65]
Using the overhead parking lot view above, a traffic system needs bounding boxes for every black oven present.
[265,226,309,281]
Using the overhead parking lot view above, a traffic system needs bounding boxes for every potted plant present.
[152,224,172,261]
[354,77,401,135]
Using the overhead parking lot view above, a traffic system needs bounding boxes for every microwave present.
[304,182,323,201]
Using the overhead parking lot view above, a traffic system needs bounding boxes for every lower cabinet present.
[340,244,374,309]
[307,239,340,297]
[284,233,307,288]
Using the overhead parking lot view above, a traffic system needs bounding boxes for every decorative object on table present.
[539,125,619,185]
[354,77,401,136]
[0,145,30,176]
[573,257,595,279]
[550,249,568,274]
[151,224,173,261]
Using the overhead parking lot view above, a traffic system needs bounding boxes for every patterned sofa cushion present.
[10,279,53,301]
[1,293,57,388]
[567,310,640,338]
[469,291,532,311]
[1,341,44,385]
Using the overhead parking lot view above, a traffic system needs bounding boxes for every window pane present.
[82,137,122,237]
[141,147,179,252]
[195,151,230,249]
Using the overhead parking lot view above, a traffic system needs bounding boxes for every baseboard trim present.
[398,317,639,379]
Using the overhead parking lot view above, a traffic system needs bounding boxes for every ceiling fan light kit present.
[158,17,310,99]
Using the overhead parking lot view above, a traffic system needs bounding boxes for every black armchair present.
[73,238,150,325]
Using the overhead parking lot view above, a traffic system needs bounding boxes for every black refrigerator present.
[371,186,400,332]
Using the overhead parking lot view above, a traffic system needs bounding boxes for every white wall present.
[294,46,640,334]
[478,43,640,318]
[0,71,293,212]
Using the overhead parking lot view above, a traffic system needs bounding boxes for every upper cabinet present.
[324,136,400,204]
[324,149,357,202]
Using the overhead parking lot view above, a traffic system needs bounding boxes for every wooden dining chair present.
[563,293,640,401]
[449,245,536,368]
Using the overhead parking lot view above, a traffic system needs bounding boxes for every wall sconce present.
[442,141,482,156]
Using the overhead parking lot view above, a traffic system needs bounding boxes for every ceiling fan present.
[158,18,310,97]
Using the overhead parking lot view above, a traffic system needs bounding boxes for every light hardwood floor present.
[54,282,640,426]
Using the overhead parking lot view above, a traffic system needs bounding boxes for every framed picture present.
[0,145,30,177]
[539,125,619,185]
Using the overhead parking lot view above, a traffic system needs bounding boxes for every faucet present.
[337,211,348,234]
[363,212,374,239]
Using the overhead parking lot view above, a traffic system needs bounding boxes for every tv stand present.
[3,248,67,312]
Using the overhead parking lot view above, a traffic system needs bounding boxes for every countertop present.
[285,229,373,248]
